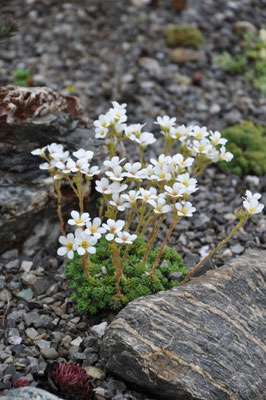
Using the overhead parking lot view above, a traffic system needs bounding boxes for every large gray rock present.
[0,387,62,400]
[0,86,106,254]
[101,250,266,400]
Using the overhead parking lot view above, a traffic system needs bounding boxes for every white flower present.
[102,219,125,241]
[73,149,94,161]
[243,199,264,215]
[95,126,108,139]
[148,197,172,214]
[209,131,227,147]
[124,123,145,140]
[170,125,190,141]
[243,190,261,202]
[94,114,111,130]
[57,158,75,174]
[219,146,234,162]
[150,154,172,168]
[115,231,137,245]
[138,187,157,202]
[206,147,219,163]
[75,231,97,255]
[86,165,100,177]
[85,217,106,239]
[31,146,47,156]
[104,156,125,169]
[175,201,196,217]
[95,177,112,194]
[57,233,77,259]
[123,162,143,179]
[191,126,209,140]
[65,158,89,174]
[110,193,130,211]
[68,210,90,227]
[106,108,127,124]
[135,132,156,146]
[192,139,213,155]
[164,182,185,198]
[177,173,198,195]
[152,164,172,181]
[111,101,127,121]
[110,181,128,193]
[141,164,154,180]
[39,160,58,170]
[155,115,176,134]
[47,143,64,157]
[105,165,125,181]
[121,190,141,204]
[171,154,194,170]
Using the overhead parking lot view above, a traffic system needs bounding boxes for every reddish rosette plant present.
[14,379,30,388]
[48,362,94,399]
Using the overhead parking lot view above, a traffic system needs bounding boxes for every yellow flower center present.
[67,243,73,251]
[91,226,97,233]
[198,145,205,152]
[159,172,166,179]
[249,207,256,214]
[182,208,188,215]
[82,241,88,249]
[76,218,83,225]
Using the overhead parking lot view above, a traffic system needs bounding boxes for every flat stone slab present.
[101,249,266,400]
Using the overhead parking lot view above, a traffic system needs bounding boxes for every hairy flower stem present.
[54,180,65,236]
[150,216,179,278]
[141,215,165,266]
[81,256,91,280]
[180,217,249,286]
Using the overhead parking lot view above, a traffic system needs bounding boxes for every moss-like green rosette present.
[65,237,187,314]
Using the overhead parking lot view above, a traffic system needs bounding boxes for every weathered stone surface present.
[0,86,106,254]
[0,387,63,400]
[101,250,266,400]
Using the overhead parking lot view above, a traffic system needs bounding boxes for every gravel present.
[1,0,266,399]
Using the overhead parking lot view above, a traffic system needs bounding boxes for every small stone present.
[21,273,37,286]
[25,327,38,340]
[70,337,83,347]
[209,104,221,114]
[0,289,12,301]
[16,288,33,302]
[36,340,51,350]
[173,72,192,85]
[224,109,242,125]
[20,261,33,272]
[1,387,61,399]
[222,249,232,258]
[168,272,183,282]
[169,48,200,64]
[245,175,260,186]
[40,347,58,359]
[85,366,105,380]
[231,244,244,255]
[5,259,20,271]
[68,345,80,359]
[91,322,108,338]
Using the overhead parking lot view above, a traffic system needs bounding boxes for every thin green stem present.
[54,179,65,236]
[180,217,249,286]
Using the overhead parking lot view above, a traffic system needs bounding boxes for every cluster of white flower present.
[154,116,233,163]
[31,101,264,270]
[242,190,264,215]
[31,143,99,179]
[94,154,198,216]
[58,211,137,259]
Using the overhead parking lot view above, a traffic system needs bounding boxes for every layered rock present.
[0,86,106,254]
[101,249,266,400]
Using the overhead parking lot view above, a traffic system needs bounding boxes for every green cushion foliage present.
[65,237,187,314]
[165,25,204,49]
[219,121,266,176]
[12,69,32,87]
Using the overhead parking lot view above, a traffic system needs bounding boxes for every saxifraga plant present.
[0,17,19,41]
